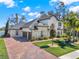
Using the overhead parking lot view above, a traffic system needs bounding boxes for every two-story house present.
[8,11,63,40]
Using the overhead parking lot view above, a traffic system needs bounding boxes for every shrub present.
[57,35,60,38]
[49,36,54,39]
[38,37,43,40]
[60,33,68,38]
[43,37,49,40]
[38,37,49,40]
[2,33,10,37]
[31,37,36,41]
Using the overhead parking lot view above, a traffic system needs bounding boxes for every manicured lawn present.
[45,47,75,56]
[33,40,79,57]
[0,38,8,59]
[34,40,52,47]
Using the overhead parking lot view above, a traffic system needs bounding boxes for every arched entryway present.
[50,24,56,38]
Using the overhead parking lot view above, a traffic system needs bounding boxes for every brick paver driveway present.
[4,38,58,59]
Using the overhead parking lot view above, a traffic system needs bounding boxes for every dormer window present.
[37,20,40,23]
[34,26,38,30]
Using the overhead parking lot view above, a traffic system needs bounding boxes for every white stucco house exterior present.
[8,12,63,40]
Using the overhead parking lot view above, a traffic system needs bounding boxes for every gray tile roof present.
[23,19,37,28]
[23,12,58,28]
[9,12,58,29]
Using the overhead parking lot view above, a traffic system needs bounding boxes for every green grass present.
[0,38,8,59]
[33,40,79,57]
[34,40,52,47]
[45,47,75,56]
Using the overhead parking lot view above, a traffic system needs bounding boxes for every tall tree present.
[63,12,78,42]
[4,18,10,37]
[21,15,26,23]
[15,13,19,24]
[54,1,67,20]
[75,20,79,40]
[54,1,68,37]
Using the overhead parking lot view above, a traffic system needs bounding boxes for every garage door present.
[28,32,32,40]
[23,32,27,37]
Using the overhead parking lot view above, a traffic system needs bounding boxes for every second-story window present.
[58,22,61,26]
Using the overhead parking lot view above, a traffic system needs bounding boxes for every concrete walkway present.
[59,50,79,59]
[4,38,58,59]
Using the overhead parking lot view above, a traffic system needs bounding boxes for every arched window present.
[34,26,38,30]
[50,24,54,30]
[50,24,56,37]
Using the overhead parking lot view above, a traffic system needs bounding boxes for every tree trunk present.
[72,30,75,42]
[77,32,79,41]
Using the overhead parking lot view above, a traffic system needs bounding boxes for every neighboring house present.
[8,12,63,40]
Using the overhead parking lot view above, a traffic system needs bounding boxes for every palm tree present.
[63,12,78,42]
[75,20,79,41]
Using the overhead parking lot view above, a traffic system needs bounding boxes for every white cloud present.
[49,0,79,5]
[23,6,31,12]
[0,0,15,8]
[21,13,26,15]
[19,0,23,3]
[28,12,40,17]
[69,6,79,12]
[28,12,41,22]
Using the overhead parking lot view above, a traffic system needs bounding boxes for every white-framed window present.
[58,22,62,26]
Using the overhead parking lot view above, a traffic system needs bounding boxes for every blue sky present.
[0,0,79,28]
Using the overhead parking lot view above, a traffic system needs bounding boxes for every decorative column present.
[27,32,29,40]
